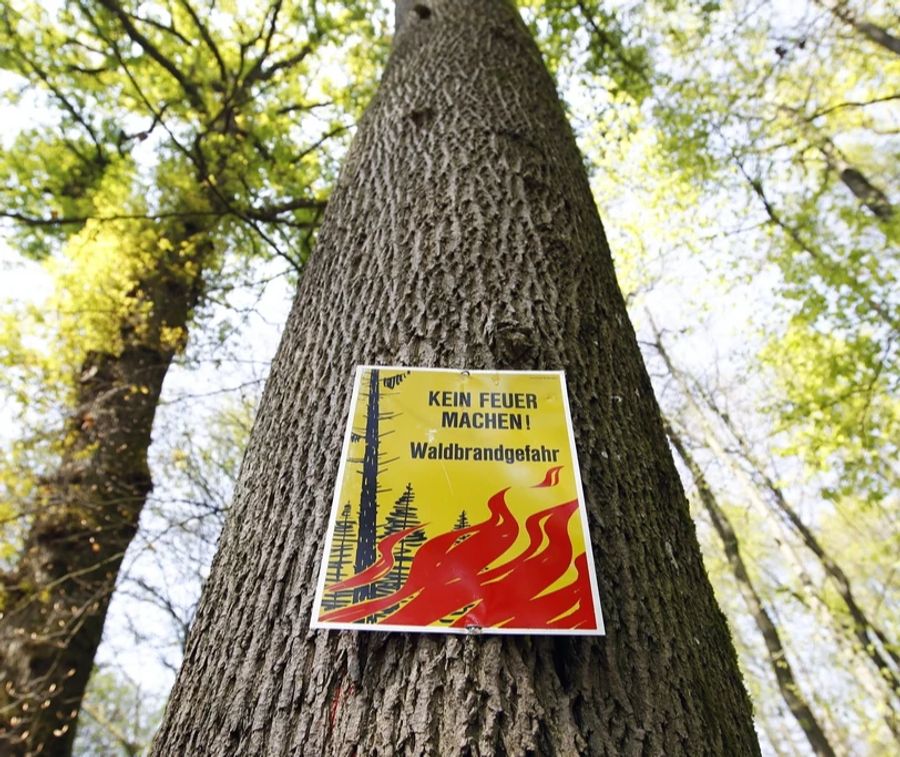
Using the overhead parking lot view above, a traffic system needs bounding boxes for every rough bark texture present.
[666,425,836,757]
[152,2,759,754]
[0,226,208,756]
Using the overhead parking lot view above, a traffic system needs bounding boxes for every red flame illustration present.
[533,465,563,488]
[326,524,426,593]
[319,467,598,630]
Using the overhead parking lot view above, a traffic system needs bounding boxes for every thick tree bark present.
[666,424,837,757]
[152,2,758,754]
[0,224,209,755]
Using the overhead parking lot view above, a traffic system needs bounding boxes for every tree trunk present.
[0,222,209,755]
[652,326,900,697]
[711,401,899,677]
[151,2,758,754]
[815,137,893,219]
[838,166,893,219]
[666,423,837,757]
[814,0,900,56]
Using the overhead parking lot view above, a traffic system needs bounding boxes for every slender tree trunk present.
[652,328,900,699]
[666,424,837,757]
[814,0,900,56]
[775,527,899,742]
[837,166,892,219]
[814,137,893,219]
[152,2,758,754]
[694,433,894,745]
[0,223,210,755]
[700,383,900,696]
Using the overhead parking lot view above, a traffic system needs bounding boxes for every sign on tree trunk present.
[312,366,604,635]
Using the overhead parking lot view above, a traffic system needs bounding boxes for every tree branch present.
[177,0,229,83]
[804,93,900,121]
[93,0,205,111]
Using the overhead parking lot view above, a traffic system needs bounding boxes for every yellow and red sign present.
[311,366,604,635]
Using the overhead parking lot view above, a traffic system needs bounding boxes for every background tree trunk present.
[653,326,899,702]
[666,422,836,757]
[813,0,900,56]
[0,224,210,755]
[152,2,758,754]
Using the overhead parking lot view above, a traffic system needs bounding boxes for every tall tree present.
[151,2,758,753]
[706,393,900,693]
[666,421,837,756]
[0,1,378,752]
[652,325,899,701]
[0,202,216,754]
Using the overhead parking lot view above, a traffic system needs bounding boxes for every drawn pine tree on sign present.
[376,483,426,598]
[352,368,381,603]
[351,368,410,604]
[453,509,471,546]
[324,503,356,610]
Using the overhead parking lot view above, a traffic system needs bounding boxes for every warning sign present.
[311,366,604,635]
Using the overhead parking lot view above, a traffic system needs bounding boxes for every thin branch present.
[245,197,327,220]
[176,0,228,83]
[803,93,900,121]
[94,0,205,111]
[6,49,106,160]
[126,8,192,46]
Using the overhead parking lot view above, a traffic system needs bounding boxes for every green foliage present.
[762,321,899,506]
[0,129,112,258]
[74,667,163,756]
[524,0,653,103]
[0,0,388,257]
[0,0,387,524]
[571,0,900,510]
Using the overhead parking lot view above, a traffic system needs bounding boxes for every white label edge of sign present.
[309,364,606,636]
